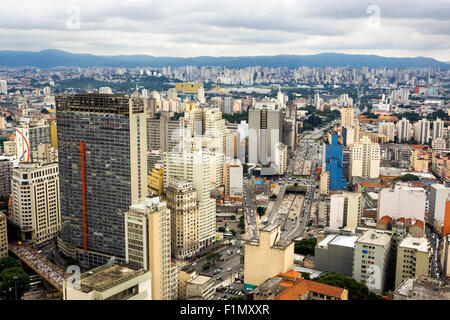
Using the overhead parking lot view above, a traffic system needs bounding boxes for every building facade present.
[56,94,148,267]
[11,162,61,246]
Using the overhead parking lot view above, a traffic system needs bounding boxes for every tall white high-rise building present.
[197,86,205,104]
[164,144,216,249]
[125,197,178,300]
[223,96,234,114]
[428,184,450,225]
[432,117,444,140]
[413,118,430,145]
[350,136,380,180]
[397,117,412,142]
[274,142,287,175]
[0,80,7,94]
[314,92,321,110]
[378,121,395,142]
[248,108,282,164]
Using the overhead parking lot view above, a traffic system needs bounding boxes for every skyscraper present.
[340,107,355,127]
[0,212,8,259]
[432,117,444,140]
[396,117,412,143]
[0,80,7,95]
[350,136,380,180]
[325,135,347,190]
[166,179,199,259]
[413,118,430,145]
[56,94,148,267]
[125,197,178,300]
[378,121,395,142]
[248,108,282,164]
[164,142,216,249]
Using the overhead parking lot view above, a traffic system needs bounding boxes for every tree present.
[242,163,249,174]
[230,229,236,236]
[0,267,30,300]
[399,173,420,182]
[202,262,211,271]
[257,207,266,217]
[313,273,384,300]
[0,257,19,272]
[294,238,317,256]
[207,252,221,266]
[238,216,245,230]
[217,226,226,233]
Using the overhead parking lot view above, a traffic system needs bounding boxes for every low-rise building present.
[394,276,450,300]
[248,269,348,301]
[244,224,294,291]
[178,266,198,300]
[315,234,358,277]
[186,275,215,300]
[63,264,151,300]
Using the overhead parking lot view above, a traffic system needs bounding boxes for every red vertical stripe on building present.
[80,142,88,252]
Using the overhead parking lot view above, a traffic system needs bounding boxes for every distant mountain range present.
[0,49,448,69]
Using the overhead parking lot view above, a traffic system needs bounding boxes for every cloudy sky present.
[0,0,449,61]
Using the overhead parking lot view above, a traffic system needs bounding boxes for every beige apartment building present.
[224,159,243,197]
[166,178,199,259]
[352,230,392,295]
[340,107,355,127]
[244,224,294,291]
[0,212,8,259]
[3,141,16,156]
[178,266,198,300]
[395,236,431,289]
[350,136,380,181]
[186,275,215,300]
[164,145,216,249]
[320,172,330,195]
[125,197,178,300]
[11,162,61,246]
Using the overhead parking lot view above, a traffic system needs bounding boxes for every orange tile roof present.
[277,269,301,279]
[359,182,383,188]
[397,217,406,223]
[279,281,294,288]
[412,219,424,228]
[275,278,345,300]
[378,216,392,225]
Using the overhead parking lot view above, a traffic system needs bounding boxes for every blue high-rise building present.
[325,135,347,190]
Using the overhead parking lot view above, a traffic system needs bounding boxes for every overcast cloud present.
[0,0,449,61]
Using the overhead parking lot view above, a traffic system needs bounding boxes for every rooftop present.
[356,230,391,247]
[329,235,359,248]
[188,275,212,286]
[79,265,147,293]
[275,278,346,300]
[399,236,429,252]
